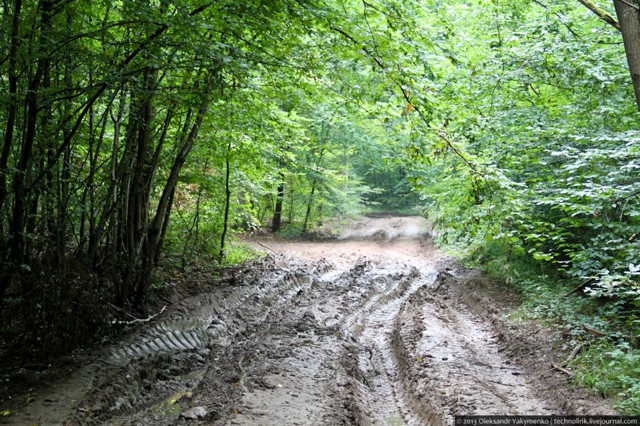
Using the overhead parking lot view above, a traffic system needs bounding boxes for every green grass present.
[569,340,640,414]
[222,242,261,266]
[362,205,421,216]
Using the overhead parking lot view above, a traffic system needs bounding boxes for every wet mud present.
[0,216,615,425]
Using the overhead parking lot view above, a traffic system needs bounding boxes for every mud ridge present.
[109,267,316,365]
[391,279,554,423]
[1,216,617,426]
[435,265,617,416]
[339,262,439,426]
[391,290,446,426]
[72,261,324,424]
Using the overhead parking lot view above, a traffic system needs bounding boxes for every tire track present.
[108,269,315,365]
[11,216,614,426]
[339,263,438,426]
[74,263,325,424]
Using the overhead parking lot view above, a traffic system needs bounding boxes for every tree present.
[0,0,362,314]
[613,0,640,109]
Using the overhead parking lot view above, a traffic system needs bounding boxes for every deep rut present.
[339,263,427,426]
[1,216,616,426]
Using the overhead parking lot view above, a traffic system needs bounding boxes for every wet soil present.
[0,216,615,425]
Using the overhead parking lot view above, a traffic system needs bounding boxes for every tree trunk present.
[614,0,640,110]
[302,179,317,234]
[0,0,22,238]
[0,0,22,312]
[88,89,126,265]
[110,70,157,306]
[219,141,232,261]
[134,94,211,304]
[9,0,54,267]
[272,173,284,233]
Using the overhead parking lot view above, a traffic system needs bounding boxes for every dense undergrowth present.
[0,240,261,363]
[406,0,640,415]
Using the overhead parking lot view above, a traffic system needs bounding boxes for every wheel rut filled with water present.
[1,216,616,425]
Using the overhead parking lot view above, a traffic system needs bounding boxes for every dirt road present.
[1,216,614,425]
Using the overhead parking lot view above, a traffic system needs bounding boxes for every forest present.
[1,0,640,415]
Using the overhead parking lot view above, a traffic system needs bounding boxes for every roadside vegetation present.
[1,0,639,414]
[411,1,640,413]
[473,246,640,414]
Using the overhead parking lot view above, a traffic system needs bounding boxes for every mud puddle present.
[0,216,615,425]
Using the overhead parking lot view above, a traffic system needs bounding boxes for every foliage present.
[396,0,640,411]
[409,0,640,324]
[570,341,640,414]
[479,242,640,413]
[1,1,639,411]
[0,0,421,356]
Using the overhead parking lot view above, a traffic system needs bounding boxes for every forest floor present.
[0,215,616,425]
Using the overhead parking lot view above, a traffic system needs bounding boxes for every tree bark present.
[614,0,640,110]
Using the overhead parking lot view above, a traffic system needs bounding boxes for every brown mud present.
[0,216,615,425]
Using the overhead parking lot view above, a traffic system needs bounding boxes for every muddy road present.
[1,216,614,425]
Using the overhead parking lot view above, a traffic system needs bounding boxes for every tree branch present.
[120,1,218,68]
[616,0,640,10]
[330,24,484,177]
[577,0,621,31]
[532,0,582,38]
